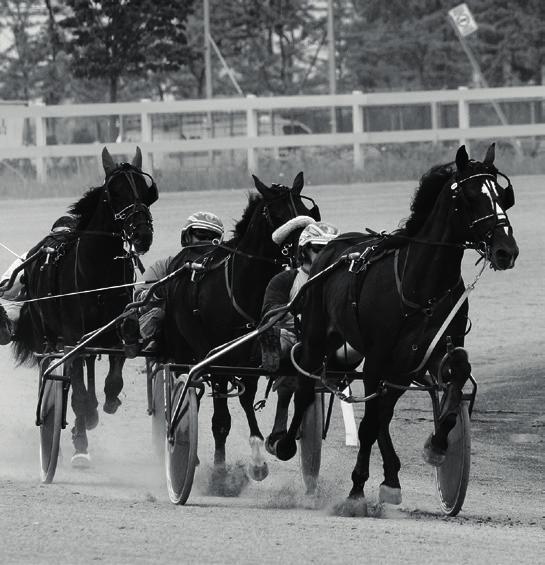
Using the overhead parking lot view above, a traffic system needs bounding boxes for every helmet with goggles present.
[298,221,339,250]
[180,211,224,245]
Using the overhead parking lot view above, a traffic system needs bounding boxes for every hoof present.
[422,434,446,467]
[276,436,297,461]
[103,397,122,414]
[247,462,269,482]
[71,451,91,468]
[85,408,99,430]
[379,484,402,505]
[332,497,368,517]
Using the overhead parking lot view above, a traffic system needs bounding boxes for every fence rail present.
[2,85,545,181]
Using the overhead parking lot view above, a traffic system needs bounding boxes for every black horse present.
[162,173,320,480]
[272,144,519,505]
[13,147,157,465]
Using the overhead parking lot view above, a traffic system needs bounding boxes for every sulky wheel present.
[298,392,323,494]
[435,400,471,516]
[39,379,64,484]
[165,377,199,505]
[151,368,166,458]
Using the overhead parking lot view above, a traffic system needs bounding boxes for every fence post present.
[35,111,47,183]
[352,90,364,171]
[140,110,153,173]
[457,86,469,150]
[430,100,439,145]
[246,94,258,172]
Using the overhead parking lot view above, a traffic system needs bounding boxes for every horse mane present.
[401,163,455,236]
[228,192,264,243]
[68,185,103,229]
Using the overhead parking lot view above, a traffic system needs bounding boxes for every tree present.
[0,0,45,101]
[60,0,196,104]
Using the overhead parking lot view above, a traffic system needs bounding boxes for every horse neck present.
[77,200,124,262]
[232,213,281,288]
[402,196,464,302]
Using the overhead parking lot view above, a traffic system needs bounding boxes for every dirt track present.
[1,178,544,564]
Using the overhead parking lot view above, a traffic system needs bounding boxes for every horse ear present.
[102,147,116,175]
[292,171,304,194]
[455,145,469,171]
[252,174,274,199]
[132,146,143,169]
[483,143,495,165]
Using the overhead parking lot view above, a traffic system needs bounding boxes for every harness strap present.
[224,258,255,326]
[394,248,463,316]
[407,259,487,376]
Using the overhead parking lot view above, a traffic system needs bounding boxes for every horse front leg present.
[211,378,231,467]
[274,376,315,461]
[238,376,269,481]
[69,358,91,466]
[423,347,472,466]
[376,390,404,504]
[103,355,125,414]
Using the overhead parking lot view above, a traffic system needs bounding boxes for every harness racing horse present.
[273,144,518,505]
[162,173,320,482]
[13,147,157,465]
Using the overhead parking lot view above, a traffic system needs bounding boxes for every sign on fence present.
[448,3,478,37]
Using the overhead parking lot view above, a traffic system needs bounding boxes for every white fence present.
[2,85,545,181]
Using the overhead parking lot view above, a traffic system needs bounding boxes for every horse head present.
[450,144,519,270]
[251,172,321,231]
[101,146,157,254]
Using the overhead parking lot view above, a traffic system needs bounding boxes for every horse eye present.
[143,175,153,188]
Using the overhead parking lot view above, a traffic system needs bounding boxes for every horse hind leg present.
[376,391,403,505]
[69,359,91,467]
[211,379,231,467]
[238,376,268,481]
[348,394,380,500]
[84,356,99,430]
[103,355,125,414]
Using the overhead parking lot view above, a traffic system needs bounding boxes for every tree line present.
[1,0,543,105]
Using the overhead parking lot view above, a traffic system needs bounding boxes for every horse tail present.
[11,304,40,367]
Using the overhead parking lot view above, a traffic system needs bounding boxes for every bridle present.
[261,185,320,229]
[449,170,514,252]
[103,163,156,244]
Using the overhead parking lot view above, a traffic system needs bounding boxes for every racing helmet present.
[298,221,339,251]
[51,215,77,233]
[180,211,224,245]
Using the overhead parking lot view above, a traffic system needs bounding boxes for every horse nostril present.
[494,249,513,269]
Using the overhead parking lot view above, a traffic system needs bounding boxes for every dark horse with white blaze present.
[272,144,518,504]
[162,173,320,480]
[13,147,157,464]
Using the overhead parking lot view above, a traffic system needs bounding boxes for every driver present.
[259,221,340,456]
[121,211,224,357]
[0,215,77,343]
[259,220,340,372]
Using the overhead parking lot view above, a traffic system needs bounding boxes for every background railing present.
[1,85,545,182]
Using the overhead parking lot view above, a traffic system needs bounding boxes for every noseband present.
[103,163,155,243]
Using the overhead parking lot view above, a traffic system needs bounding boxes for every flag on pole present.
[448,3,478,37]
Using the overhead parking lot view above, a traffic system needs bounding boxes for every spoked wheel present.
[298,392,323,494]
[39,379,64,484]
[165,377,199,505]
[435,401,471,516]
[151,367,166,458]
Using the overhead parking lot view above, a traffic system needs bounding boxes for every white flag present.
[448,3,478,37]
